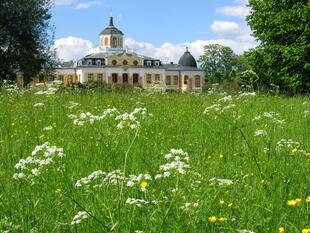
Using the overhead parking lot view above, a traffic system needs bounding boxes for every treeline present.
[199,0,310,94]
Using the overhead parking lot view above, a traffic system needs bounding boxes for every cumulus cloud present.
[53,36,94,61]
[124,38,256,63]
[210,21,241,37]
[75,1,101,9]
[216,6,250,18]
[210,21,255,43]
[54,0,76,6]
[53,36,256,62]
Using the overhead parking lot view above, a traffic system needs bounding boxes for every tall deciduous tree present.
[0,0,55,86]
[246,0,310,93]
[198,44,243,83]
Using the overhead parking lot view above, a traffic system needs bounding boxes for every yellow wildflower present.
[279,227,285,233]
[302,229,310,233]
[287,200,297,206]
[227,203,233,207]
[219,200,225,205]
[140,181,148,188]
[292,148,298,153]
[219,154,224,158]
[208,155,212,159]
[306,196,310,202]
[38,135,45,139]
[218,217,228,222]
[295,198,302,204]
[55,189,64,194]
[208,216,217,223]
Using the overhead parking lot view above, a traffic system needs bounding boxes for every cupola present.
[178,47,197,68]
[99,16,124,49]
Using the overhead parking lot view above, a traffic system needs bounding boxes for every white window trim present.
[87,60,92,65]
[147,61,152,66]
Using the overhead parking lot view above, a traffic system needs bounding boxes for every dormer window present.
[112,60,117,66]
[87,60,92,65]
[133,60,138,66]
[78,61,83,66]
[96,60,101,65]
[155,61,160,66]
[147,61,152,66]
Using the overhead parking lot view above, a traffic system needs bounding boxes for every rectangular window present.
[166,76,171,85]
[49,75,55,81]
[146,74,152,84]
[154,74,160,84]
[58,75,64,82]
[195,76,201,87]
[97,73,103,81]
[88,73,93,82]
[173,75,179,85]
[68,75,73,83]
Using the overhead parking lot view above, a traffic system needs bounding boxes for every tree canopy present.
[246,0,310,93]
[198,44,244,83]
[0,0,55,85]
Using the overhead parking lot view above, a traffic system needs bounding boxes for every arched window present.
[112,37,117,48]
[133,60,138,66]
[123,60,128,65]
[112,73,118,83]
[123,73,128,83]
[105,37,108,46]
[195,76,201,87]
[184,75,189,85]
[133,74,139,84]
[112,60,117,66]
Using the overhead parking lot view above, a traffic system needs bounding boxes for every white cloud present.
[53,36,256,63]
[124,38,256,63]
[75,1,101,9]
[53,36,94,61]
[210,21,255,43]
[216,6,250,18]
[210,21,241,37]
[54,0,76,6]
[234,0,248,5]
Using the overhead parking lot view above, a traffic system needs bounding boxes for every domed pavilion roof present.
[178,48,197,68]
[99,16,124,36]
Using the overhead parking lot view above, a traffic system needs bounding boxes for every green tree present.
[0,0,55,86]
[246,0,310,94]
[198,44,243,83]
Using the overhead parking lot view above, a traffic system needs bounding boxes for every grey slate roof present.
[99,16,124,36]
[178,48,198,68]
[163,63,202,71]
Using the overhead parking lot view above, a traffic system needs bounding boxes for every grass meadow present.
[0,86,309,233]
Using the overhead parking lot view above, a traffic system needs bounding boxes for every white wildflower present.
[254,129,267,136]
[33,103,45,107]
[71,211,89,225]
[43,126,53,131]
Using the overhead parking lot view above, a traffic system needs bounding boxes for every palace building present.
[52,16,205,91]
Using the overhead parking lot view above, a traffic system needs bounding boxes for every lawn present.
[0,86,309,233]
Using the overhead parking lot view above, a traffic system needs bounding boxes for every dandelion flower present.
[287,200,297,206]
[140,181,148,189]
[306,196,310,202]
[55,189,63,195]
[302,229,310,233]
[208,216,217,223]
[227,203,233,207]
[279,227,285,233]
[218,217,228,222]
[292,148,298,153]
[219,200,225,205]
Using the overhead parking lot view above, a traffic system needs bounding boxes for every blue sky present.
[52,0,256,62]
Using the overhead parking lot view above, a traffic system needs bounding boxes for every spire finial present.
[186,47,189,52]
[109,15,114,27]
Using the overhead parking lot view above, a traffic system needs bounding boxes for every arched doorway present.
[123,73,128,83]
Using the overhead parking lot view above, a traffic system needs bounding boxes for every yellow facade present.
[143,73,163,87]
[84,72,106,83]
[107,53,143,66]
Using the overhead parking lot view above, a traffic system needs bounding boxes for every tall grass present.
[0,88,309,232]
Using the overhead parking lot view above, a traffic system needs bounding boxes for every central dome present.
[100,16,124,36]
[178,48,197,68]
